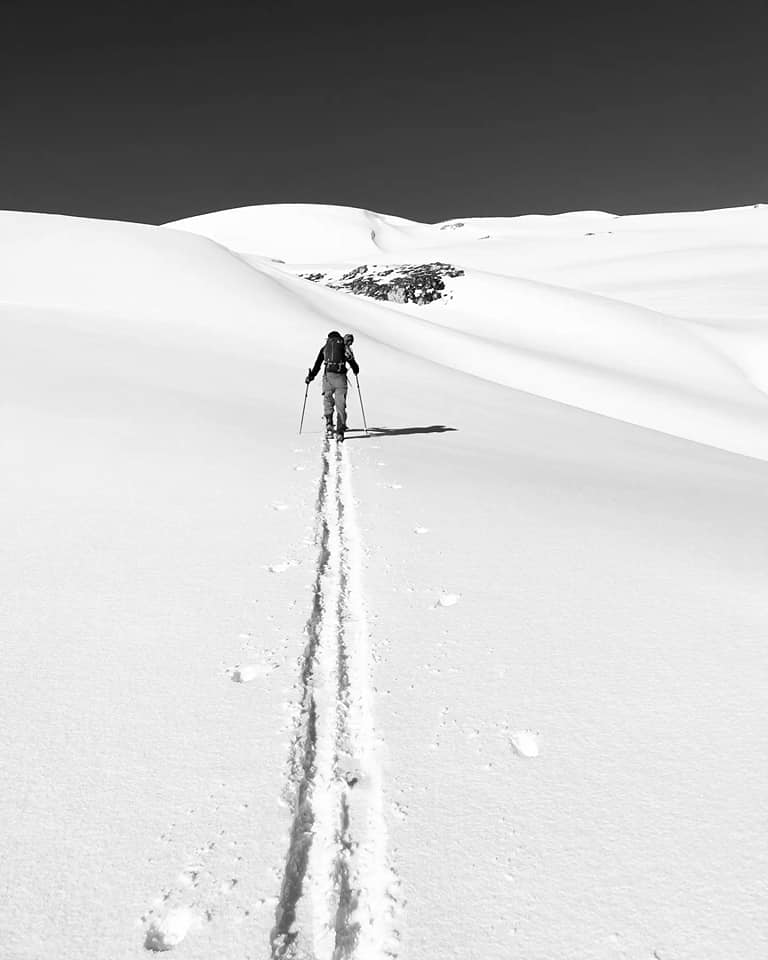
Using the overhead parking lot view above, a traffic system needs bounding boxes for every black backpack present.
[324,335,346,373]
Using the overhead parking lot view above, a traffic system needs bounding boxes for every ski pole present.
[355,375,368,435]
[299,376,310,434]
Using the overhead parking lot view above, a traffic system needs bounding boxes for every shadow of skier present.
[346,425,457,439]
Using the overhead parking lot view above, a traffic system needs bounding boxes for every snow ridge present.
[272,443,399,960]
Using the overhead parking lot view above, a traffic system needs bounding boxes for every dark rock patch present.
[299,262,464,305]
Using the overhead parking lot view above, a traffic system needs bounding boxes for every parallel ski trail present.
[271,441,399,960]
[270,445,332,958]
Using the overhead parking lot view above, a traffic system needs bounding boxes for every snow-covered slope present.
[171,204,433,263]
[2,206,767,960]
[170,203,768,461]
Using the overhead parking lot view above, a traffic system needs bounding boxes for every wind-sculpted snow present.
[262,258,768,460]
[170,203,432,262]
[0,210,316,353]
[170,202,768,461]
[8,208,765,461]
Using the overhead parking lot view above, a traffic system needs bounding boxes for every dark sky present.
[2,0,767,224]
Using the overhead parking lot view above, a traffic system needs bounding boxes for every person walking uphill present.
[305,331,360,441]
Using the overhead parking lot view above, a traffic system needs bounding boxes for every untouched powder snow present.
[1,204,767,960]
[171,204,433,264]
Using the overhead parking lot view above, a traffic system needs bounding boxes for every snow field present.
[2,204,767,959]
[347,378,768,960]
[0,228,324,955]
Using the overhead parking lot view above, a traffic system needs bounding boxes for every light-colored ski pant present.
[322,371,348,432]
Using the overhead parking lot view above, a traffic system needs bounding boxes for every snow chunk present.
[436,593,460,607]
[144,907,195,951]
[510,730,540,758]
[231,663,271,683]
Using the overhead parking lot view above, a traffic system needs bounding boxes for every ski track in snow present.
[271,441,400,960]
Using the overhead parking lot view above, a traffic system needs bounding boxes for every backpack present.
[323,335,346,373]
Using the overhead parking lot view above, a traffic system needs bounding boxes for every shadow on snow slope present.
[347,425,457,439]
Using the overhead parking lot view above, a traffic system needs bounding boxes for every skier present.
[305,331,360,441]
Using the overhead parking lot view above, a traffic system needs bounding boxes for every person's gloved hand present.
[305,374,312,384]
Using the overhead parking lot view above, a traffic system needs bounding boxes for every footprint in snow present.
[510,730,540,758]
[144,907,197,951]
